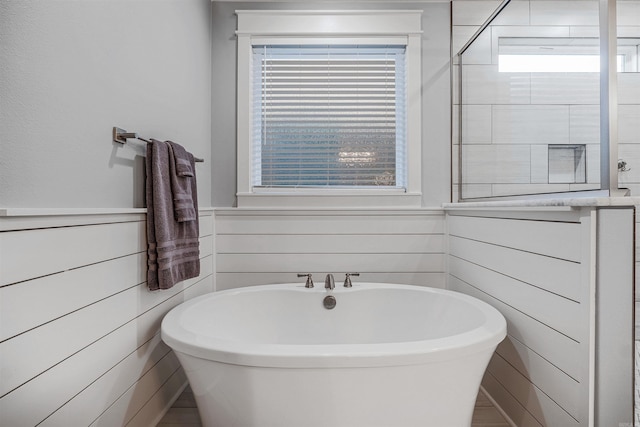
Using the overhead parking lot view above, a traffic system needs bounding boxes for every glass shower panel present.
[617,1,640,196]
[458,0,602,200]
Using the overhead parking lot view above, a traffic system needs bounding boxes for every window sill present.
[237,191,423,208]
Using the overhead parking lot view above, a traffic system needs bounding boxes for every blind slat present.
[252,44,406,188]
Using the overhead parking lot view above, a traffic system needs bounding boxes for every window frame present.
[236,10,423,208]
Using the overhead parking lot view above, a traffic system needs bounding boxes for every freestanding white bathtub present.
[161,283,507,427]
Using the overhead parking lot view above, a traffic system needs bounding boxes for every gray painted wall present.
[210,1,452,207]
[0,0,212,208]
[0,1,450,209]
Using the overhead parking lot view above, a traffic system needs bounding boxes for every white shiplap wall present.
[214,208,446,291]
[635,207,640,427]
[447,206,634,426]
[447,208,592,426]
[0,210,214,427]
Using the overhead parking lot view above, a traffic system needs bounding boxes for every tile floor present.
[157,386,511,426]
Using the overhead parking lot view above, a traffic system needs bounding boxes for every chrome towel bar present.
[113,127,204,163]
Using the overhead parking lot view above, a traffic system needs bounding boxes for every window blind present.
[251,45,407,188]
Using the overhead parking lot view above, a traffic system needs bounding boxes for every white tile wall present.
[452,26,482,57]
[569,26,600,38]
[570,105,600,145]
[568,183,601,192]
[619,0,640,27]
[531,145,549,184]
[462,65,531,105]
[490,183,573,196]
[455,0,640,200]
[617,71,640,198]
[618,26,640,38]
[529,1,599,26]
[619,145,640,184]
[457,29,493,64]
[619,106,640,143]
[459,183,493,199]
[463,145,531,183]
[492,105,570,144]
[489,0,530,26]
[619,73,640,105]
[586,144,601,184]
[452,1,502,26]
[530,73,600,105]
[460,105,493,144]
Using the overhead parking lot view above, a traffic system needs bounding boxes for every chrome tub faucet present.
[325,274,335,290]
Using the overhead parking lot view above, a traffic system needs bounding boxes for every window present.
[252,45,406,189]
[499,54,603,73]
[499,53,623,73]
[236,10,423,207]
[497,37,634,73]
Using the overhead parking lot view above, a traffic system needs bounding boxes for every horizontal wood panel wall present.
[446,209,593,427]
[0,211,214,427]
[636,207,640,427]
[214,209,446,291]
[636,207,640,339]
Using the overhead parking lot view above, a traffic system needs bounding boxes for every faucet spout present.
[324,274,335,290]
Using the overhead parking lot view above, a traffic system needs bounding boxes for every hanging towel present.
[168,141,194,177]
[146,139,200,291]
[167,141,197,222]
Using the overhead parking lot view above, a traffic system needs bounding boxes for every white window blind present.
[251,45,407,189]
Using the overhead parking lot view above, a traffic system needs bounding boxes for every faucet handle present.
[344,273,360,288]
[297,273,314,288]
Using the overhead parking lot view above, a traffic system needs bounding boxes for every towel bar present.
[113,127,204,163]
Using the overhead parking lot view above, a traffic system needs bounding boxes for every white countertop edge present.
[443,197,640,210]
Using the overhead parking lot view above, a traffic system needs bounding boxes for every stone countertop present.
[443,196,640,210]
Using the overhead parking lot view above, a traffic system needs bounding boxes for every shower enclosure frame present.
[454,0,625,201]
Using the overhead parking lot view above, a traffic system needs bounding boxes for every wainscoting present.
[446,205,634,426]
[0,209,214,427]
[2,205,634,426]
[214,208,447,291]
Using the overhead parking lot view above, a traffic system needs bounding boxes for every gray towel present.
[168,141,194,177]
[167,141,197,222]
[146,139,200,291]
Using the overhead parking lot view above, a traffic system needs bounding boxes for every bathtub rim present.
[161,283,507,369]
